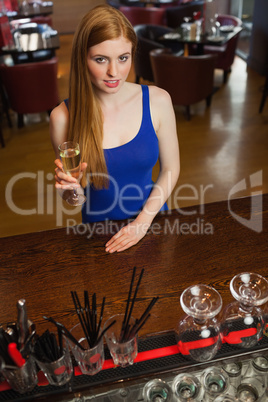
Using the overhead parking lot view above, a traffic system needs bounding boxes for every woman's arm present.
[105,86,180,253]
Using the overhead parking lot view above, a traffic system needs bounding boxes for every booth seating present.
[119,6,166,26]
[0,56,59,127]
[203,14,242,84]
[134,24,183,83]
[150,48,216,120]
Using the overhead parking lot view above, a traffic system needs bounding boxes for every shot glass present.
[222,361,242,390]
[237,377,265,401]
[35,339,73,386]
[2,355,38,394]
[143,379,173,402]
[244,356,268,387]
[172,373,203,401]
[201,366,230,401]
[68,323,104,376]
[104,314,138,368]
[236,356,268,401]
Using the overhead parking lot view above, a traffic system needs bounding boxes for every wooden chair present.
[0,57,60,128]
[150,48,216,120]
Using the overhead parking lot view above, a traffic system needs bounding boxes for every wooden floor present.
[1,34,267,238]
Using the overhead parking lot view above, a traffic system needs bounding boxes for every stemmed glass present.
[175,284,222,362]
[221,272,268,349]
[58,141,86,206]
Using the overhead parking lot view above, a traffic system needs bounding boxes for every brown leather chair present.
[0,57,60,128]
[134,24,184,83]
[119,6,166,26]
[150,48,216,120]
[204,14,242,84]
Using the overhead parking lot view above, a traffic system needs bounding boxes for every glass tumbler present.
[35,338,73,386]
[104,314,138,368]
[1,355,38,394]
[68,323,104,376]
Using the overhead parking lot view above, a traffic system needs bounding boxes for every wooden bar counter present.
[0,194,267,338]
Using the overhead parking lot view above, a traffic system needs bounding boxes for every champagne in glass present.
[58,141,86,206]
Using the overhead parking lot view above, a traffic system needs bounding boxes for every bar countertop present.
[0,194,267,339]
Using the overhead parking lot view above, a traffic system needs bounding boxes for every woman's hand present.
[54,159,87,190]
[105,219,151,253]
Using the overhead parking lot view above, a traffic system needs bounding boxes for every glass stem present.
[73,188,79,199]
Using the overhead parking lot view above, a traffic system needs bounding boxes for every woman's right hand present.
[54,159,88,190]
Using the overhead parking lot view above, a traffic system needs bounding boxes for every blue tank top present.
[64,85,167,223]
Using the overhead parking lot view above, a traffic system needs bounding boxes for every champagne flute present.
[58,141,86,206]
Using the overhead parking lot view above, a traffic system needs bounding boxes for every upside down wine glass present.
[58,141,86,206]
[175,284,222,363]
[221,272,268,349]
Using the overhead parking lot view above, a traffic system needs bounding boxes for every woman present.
[50,5,180,253]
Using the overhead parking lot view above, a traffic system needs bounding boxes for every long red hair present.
[68,5,137,188]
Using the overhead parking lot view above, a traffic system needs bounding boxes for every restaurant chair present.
[203,14,242,84]
[30,16,53,28]
[107,0,143,9]
[0,56,60,128]
[134,24,183,83]
[150,48,216,120]
[119,6,166,26]
[165,0,204,29]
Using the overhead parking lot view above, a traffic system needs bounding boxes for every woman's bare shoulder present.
[49,101,69,154]
[50,101,69,123]
[148,85,172,104]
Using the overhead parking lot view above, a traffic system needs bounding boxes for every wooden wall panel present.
[52,0,105,34]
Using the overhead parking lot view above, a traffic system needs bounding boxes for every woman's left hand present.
[105,219,151,253]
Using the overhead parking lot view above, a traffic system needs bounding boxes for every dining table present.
[159,25,243,55]
[0,193,267,400]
